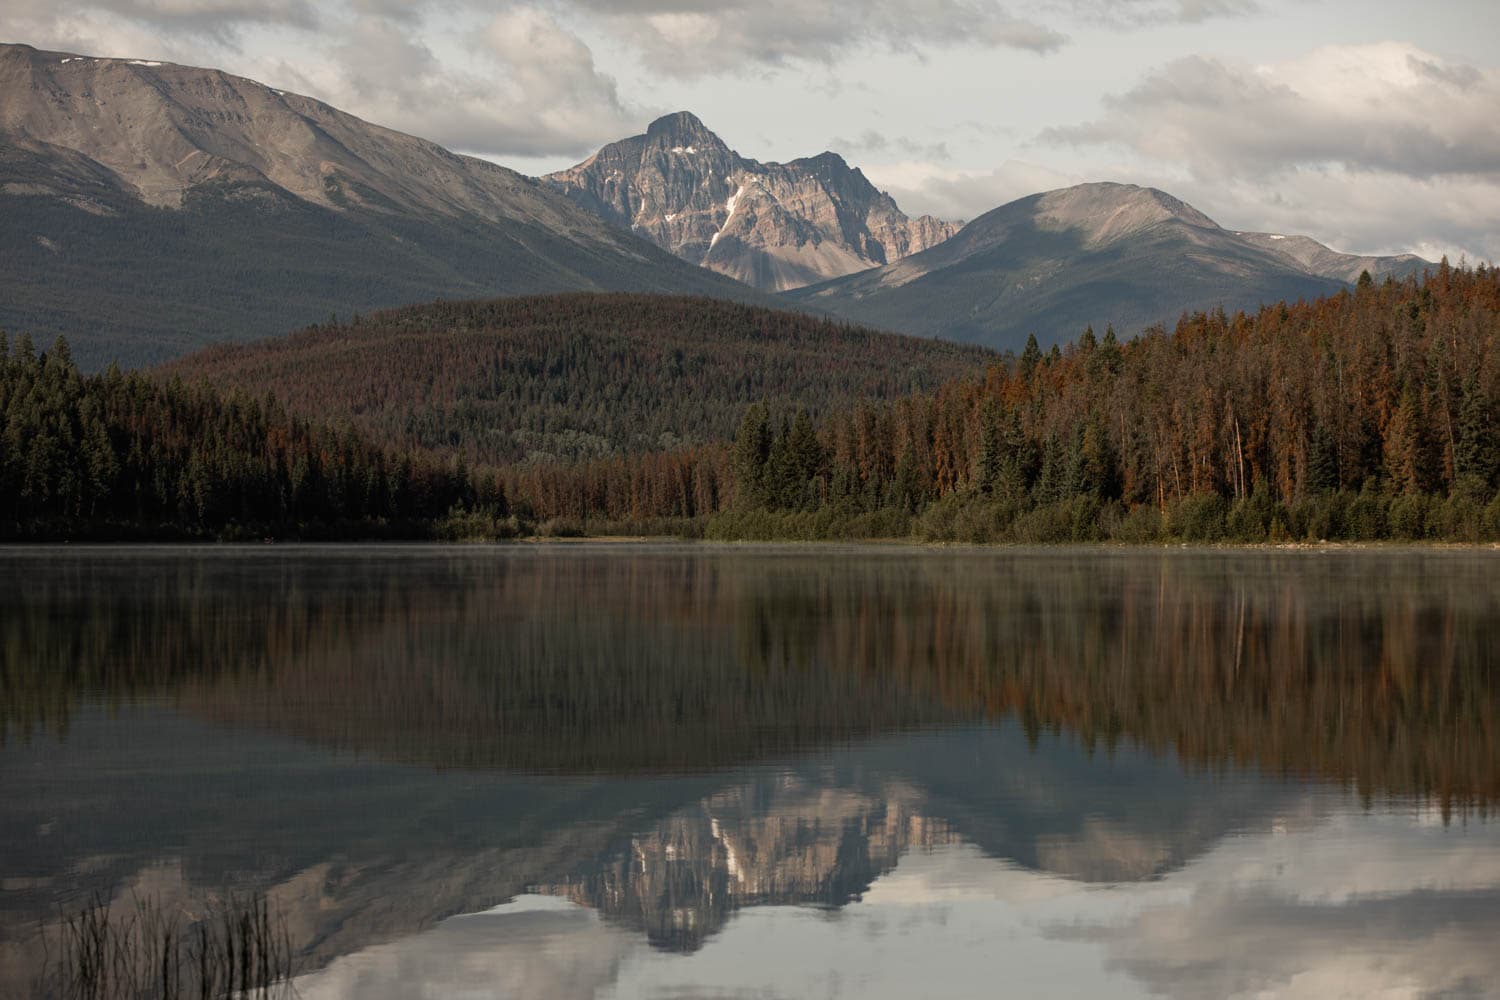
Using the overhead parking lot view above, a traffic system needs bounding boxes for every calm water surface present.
[2,544,1498,998]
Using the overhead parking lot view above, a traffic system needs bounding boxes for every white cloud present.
[0,0,645,159]
[292,7,639,158]
[1,0,315,42]
[565,0,1068,77]
[1037,42,1500,261]
[1044,43,1500,180]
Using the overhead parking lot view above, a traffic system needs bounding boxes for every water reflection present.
[2,545,1498,997]
[294,811,1500,1000]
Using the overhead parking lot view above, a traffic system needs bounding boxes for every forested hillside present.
[164,294,995,465]
[5,267,1499,543]
[518,265,1500,542]
[0,335,498,540]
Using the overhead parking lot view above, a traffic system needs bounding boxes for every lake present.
[2,544,1498,999]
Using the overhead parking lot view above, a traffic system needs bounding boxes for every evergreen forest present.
[4,266,1500,543]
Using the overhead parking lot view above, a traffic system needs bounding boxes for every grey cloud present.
[561,0,1067,77]
[3,0,318,37]
[1041,45,1500,181]
[1042,0,1257,27]
[317,7,641,158]
[830,129,952,163]
[1408,53,1482,88]
[0,0,646,158]
[869,159,1080,221]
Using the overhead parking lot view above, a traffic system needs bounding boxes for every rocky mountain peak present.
[1030,182,1221,246]
[644,111,723,148]
[543,115,962,292]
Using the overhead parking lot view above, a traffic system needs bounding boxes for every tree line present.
[0,333,509,540]
[4,264,1499,542]
[491,264,1500,542]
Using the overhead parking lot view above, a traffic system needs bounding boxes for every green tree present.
[731,404,773,508]
[1019,334,1042,380]
[1455,375,1497,492]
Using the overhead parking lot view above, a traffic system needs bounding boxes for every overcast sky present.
[5,0,1497,261]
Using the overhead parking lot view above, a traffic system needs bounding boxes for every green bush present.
[434,504,519,541]
[1345,488,1390,541]
[914,493,1014,544]
[537,516,587,538]
[1168,493,1228,542]
[1109,503,1165,543]
[1388,493,1430,540]
[1485,491,1500,540]
[1006,497,1101,544]
[1224,486,1281,541]
[704,506,912,542]
[1287,491,1348,541]
[1426,494,1485,542]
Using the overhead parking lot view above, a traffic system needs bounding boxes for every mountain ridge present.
[789,181,1432,350]
[0,44,766,369]
[543,111,961,292]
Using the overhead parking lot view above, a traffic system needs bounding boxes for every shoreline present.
[3,537,1498,552]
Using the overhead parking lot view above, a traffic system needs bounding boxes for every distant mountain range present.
[788,182,1432,350]
[0,41,1434,367]
[543,112,960,292]
[0,43,762,368]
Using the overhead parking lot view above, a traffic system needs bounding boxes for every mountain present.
[162,294,996,466]
[1233,231,1430,284]
[788,182,1433,351]
[542,112,960,293]
[0,44,763,369]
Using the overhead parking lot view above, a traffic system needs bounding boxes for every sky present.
[4,0,1497,262]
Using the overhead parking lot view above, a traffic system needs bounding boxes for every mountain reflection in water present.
[1,545,1497,998]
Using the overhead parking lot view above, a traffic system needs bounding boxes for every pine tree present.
[1308,423,1339,493]
[1455,375,1497,492]
[1019,334,1042,380]
[786,410,826,509]
[731,404,773,509]
[975,402,1004,495]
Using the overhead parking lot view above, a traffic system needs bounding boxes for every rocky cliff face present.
[543,112,961,292]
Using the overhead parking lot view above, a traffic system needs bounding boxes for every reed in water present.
[41,892,294,1000]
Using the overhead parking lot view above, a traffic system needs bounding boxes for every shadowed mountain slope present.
[0,45,764,369]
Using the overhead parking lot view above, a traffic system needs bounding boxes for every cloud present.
[1058,0,1258,27]
[0,0,645,159]
[864,159,1082,221]
[563,0,1067,77]
[1053,810,1500,999]
[829,129,952,164]
[295,7,639,158]
[1032,42,1500,262]
[1,0,316,42]
[1043,43,1500,180]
